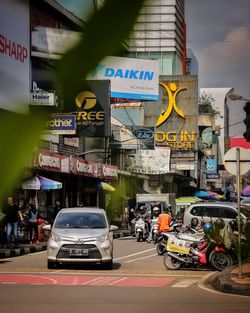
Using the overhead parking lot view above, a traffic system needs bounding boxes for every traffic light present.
[243,101,250,141]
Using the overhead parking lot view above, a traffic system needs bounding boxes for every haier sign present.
[88,56,159,101]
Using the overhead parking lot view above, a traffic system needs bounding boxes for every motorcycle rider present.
[157,206,172,234]
[147,206,160,243]
[137,206,150,234]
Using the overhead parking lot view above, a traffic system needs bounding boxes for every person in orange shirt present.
[157,206,171,233]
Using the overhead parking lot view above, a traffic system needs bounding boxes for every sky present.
[185,0,250,137]
[57,0,250,137]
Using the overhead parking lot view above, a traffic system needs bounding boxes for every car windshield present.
[54,212,107,229]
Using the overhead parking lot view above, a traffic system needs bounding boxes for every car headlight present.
[51,232,62,243]
[98,234,108,243]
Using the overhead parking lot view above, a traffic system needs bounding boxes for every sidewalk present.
[0,242,47,259]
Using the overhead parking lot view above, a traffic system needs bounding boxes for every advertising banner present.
[125,147,170,174]
[73,80,111,137]
[0,0,30,112]
[88,56,159,101]
[144,76,198,151]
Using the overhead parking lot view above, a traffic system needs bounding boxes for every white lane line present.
[125,254,158,263]
[114,248,155,261]
[108,277,128,285]
[172,279,198,287]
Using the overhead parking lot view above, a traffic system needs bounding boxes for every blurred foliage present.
[0,0,145,207]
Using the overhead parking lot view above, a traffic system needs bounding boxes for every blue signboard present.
[206,159,217,174]
[47,114,76,134]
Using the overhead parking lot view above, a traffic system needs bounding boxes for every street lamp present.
[228,93,250,102]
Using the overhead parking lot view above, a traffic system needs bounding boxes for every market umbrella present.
[241,185,250,197]
[98,182,115,192]
[22,175,62,190]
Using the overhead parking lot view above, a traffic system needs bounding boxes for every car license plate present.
[69,248,89,256]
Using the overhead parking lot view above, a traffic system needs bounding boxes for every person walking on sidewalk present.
[2,196,23,248]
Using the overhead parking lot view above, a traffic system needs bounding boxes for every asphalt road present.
[0,236,249,313]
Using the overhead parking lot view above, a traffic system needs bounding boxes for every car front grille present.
[56,244,102,259]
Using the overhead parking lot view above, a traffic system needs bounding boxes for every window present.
[222,208,237,219]
[203,206,222,218]
[190,206,204,216]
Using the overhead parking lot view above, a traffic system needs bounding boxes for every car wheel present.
[47,260,57,269]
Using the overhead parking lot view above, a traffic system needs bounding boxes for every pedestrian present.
[28,203,42,244]
[2,196,23,248]
[53,200,62,223]
[157,206,172,234]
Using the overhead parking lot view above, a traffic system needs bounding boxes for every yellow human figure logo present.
[156,82,186,127]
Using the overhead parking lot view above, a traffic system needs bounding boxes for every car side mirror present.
[110,225,119,232]
[42,224,52,231]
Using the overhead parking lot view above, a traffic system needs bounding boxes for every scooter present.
[135,217,148,242]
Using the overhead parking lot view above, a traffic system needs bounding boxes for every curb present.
[213,265,250,297]
[0,244,47,259]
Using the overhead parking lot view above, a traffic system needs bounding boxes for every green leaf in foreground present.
[56,0,145,109]
[0,110,47,203]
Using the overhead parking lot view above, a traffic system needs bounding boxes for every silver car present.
[183,201,249,227]
[44,207,118,269]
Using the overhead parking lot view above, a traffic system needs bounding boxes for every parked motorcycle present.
[155,223,201,255]
[163,222,233,271]
[135,217,148,242]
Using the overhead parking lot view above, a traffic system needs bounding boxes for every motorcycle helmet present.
[139,206,146,214]
[203,222,212,234]
[153,206,160,216]
[191,217,199,228]
[213,218,225,229]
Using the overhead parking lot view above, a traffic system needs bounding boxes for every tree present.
[199,91,222,118]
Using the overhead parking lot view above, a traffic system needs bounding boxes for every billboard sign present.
[73,80,111,137]
[0,0,30,112]
[125,147,170,174]
[144,76,198,151]
[88,56,159,101]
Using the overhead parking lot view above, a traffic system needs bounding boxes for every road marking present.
[114,248,155,261]
[125,254,158,263]
[0,273,175,287]
[171,279,198,287]
[108,277,127,285]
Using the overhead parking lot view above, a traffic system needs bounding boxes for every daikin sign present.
[88,56,159,101]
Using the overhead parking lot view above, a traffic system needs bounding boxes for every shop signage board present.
[46,114,76,135]
[144,76,198,151]
[30,91,55,106]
